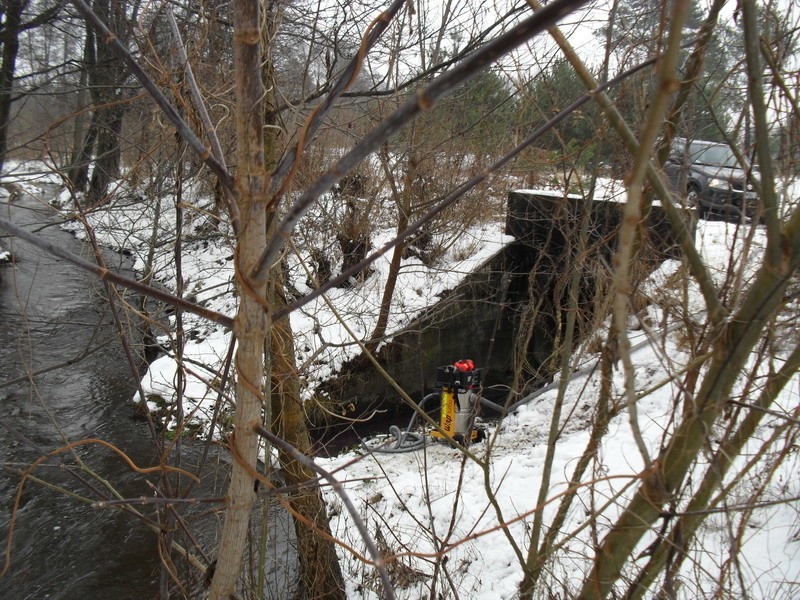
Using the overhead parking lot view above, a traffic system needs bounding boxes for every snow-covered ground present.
[3,161,799,598]
[323,219,800,599]
[325,344,800,598]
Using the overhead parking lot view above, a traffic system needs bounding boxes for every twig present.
[94,495,226,508]
[66,189,165,453]
[741,0,781,263]
[726,399,800,426]
[612,0,692,469]
[288,241,483,464]
[166,8,240,235]
[527,0,726,327]
[0,337,113,388]
[189,333,237,492]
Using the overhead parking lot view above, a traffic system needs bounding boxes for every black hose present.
[479,396,506,413]
[361,393,438,454]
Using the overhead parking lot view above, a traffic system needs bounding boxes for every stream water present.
[0,190,295,598]
[0,191,167,598]
[0,191,165,600]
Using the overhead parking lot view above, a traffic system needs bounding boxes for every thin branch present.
[2,437,199,578]
[627,343,800,598]
[0,337,113,388]
[521,178,603,595]
[677,494,800,517]
[94,495,226,508]
[579,205,800,599]
[613,0,692,469]
[165,8,240,235]
[726,399,800,426]
[0,2,63,43]
[741,0,781,263]
[760,37,800,125]
[0,437,210,579]
[268,4,527,116]
[62,187,164,453]
[188,333,237,493]
[656,0,727,164]
[292,243,483,464]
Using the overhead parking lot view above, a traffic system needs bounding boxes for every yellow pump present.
[430,359,485,445]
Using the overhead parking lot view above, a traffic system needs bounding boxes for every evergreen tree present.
[444,68,519,157]
[600,0,734,141]
[519,58,599,163]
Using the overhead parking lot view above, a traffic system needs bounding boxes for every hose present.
[360,393,438,454]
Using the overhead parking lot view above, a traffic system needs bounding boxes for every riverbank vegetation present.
[1,0,800,598]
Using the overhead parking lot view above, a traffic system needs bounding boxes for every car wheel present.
[686,184,700,208]
[686,184,707,218]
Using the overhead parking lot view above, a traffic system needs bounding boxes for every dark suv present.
[664,138,759,220]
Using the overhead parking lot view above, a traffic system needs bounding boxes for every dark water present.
[0,189,296,599]
[0,191,164,599]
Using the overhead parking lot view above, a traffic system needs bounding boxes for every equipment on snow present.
[429,359,485,445]
[363,359,486,453]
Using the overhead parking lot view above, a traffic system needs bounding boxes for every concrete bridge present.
[315,189,685,423]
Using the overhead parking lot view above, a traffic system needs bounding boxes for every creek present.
[0,190,166,598]
[0,190,295,598]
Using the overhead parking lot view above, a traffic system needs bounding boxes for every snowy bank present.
[45,178,513,436]
[321,219,800,599]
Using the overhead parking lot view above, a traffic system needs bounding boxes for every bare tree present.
[4,0,799,599]
[0,0,62,173]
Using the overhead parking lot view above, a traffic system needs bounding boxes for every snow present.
[288,221,513,378]
[4,161,798,597]
[322,325,799,598]
[318,219,800,598]
[513,178,627,204]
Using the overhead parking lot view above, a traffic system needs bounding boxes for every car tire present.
[686,184,700,208]
[686,184,707,218]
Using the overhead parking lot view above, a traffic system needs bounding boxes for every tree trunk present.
[270,274,346,599]
[87,103,124,204]
[73,0,128,203]
[0,0,26,174]
[68,25,97,191]
[207,0,269,596]
[69,115,97,192]
[85,0,125,203]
